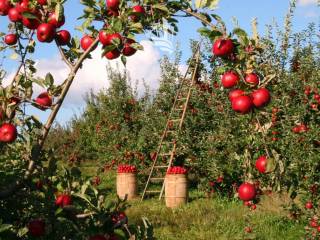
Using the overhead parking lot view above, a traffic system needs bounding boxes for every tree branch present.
[55,40,74,69]
[0,37,100,199]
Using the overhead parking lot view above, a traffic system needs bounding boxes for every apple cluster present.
[117,164,137,173]
[80,0,145,60]
[55,193,72,208]
[166,166,187,175]
[212,38,271,114]
[0,0,71,45]
[292,123,309,134]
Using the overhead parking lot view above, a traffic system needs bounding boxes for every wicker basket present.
[116,173,137,200]
[165,174,188,208]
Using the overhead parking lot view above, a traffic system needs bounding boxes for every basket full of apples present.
[116,164,137,200]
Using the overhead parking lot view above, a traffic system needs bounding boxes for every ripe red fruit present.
[221,71,239,88]
[238,183,256,201]
[122,38,137,56]
[107,9,119,17]
[37,23,56,43]
[35,92,52,107]
[28,219,45,237]
[232,95,253,114]
[229,89,245,102]
[61,194,72,206]
[0,123,18,143]
[4,34,18,45]
[0,0,12,16]
[255,155,267,173]
[37,0,47,5]
[48,12,65,28]
[310,220,318,228]
[130,5,146,22]
[16,0,30,13]
[245,73,259,86]
[251,204,257,210]
[243,201,252,207]
[317,226,320,233]
[305,201,313,209]
[56,30,71,45]
[244,226,252,233]
[106,0,120,10]
[99,32,122,46]
[22,17,40,30]
[80,35,95,51]
[212,38,234,57]
[55,194,72,207]
[251,88,271,108]
[22,12,41,30]
[89,235,107,240]
[105,49,121,60]
[8,7,22,22]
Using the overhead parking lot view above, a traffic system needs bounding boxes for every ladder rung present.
[170,119,182,122]
[146,190,161,193]
[150,177,165,181]
[154,166,168,168]
[160,152,173,156]
[177,98,187,101]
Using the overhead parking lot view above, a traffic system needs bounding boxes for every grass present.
[78,164,305,240]
[126,196,304,240]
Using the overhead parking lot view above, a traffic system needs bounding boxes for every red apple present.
[221,71,239,88]
[4,34,17,45]
[107,9,119,17]
[251,88,271,108]
[8,7,22,22]
[99,32,122,46]
[130,5,146,22]
[122,38,137,56]
[37,0,47,5]
[22,12,41,30]
[212,38,234,57]
[55,194,72,207]
[229,89,245,102]
[232,95,253,114]
[89,235,107,240]
[105,49,120,60]
[255,155,267,173]
[80,35,95,51]
[48,12,65,28]
[245,73,259,86]
[35,92,52,107]
[0,123,17,143]
[28,219,45,237]
[0,0,12,16]
[305,201,313,209]
[106,0,120,10]
[55,30,71,45]
[238,183,256,201]
[37,23,56,42]
[16,0,30,13]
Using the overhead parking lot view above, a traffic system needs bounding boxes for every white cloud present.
[30,40,162,107]
[297,0,317,6]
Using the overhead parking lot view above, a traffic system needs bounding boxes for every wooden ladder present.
[141,45,201,201]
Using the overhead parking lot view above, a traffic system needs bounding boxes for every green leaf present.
[121,55,127,66]
[22,12,39,20]
[195,0,219,9]
[45,73,54,86]
[152,4,170,13]
[55,3,64,22]
[266,157,276,173]
[0,223,12,233]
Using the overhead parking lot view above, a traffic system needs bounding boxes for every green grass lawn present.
[79,165,305,240]
[126,197,304,240]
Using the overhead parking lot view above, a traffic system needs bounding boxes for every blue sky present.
[0,0,319,125]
